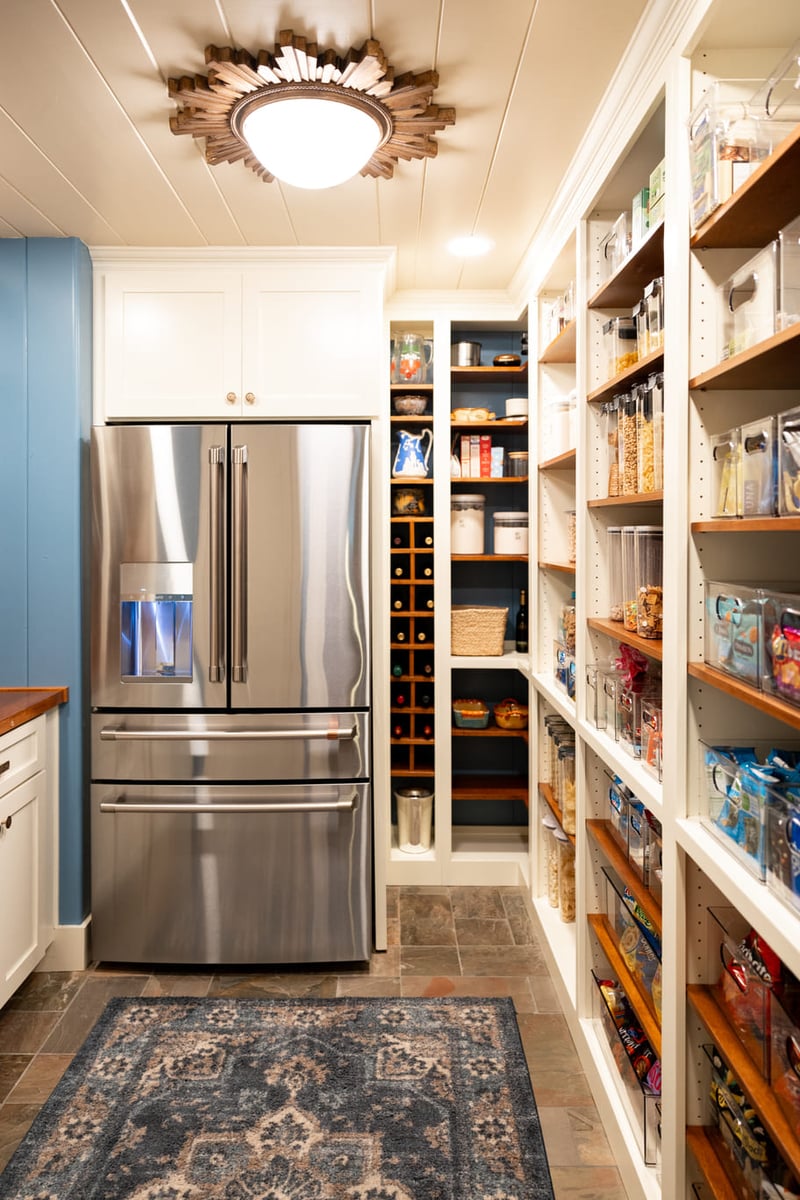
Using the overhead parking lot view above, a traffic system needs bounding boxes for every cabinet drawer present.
[0,717,45,800]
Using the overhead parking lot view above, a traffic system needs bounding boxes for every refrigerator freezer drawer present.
[91,711,370,782]
[90,782,372,964]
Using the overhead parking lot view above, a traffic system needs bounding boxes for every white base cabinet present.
[0,714,57,1010]
[92,250,392,422]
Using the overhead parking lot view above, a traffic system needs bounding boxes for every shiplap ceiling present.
[0,0,651,291]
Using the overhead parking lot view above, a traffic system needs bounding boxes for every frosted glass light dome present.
[237,86,392,190]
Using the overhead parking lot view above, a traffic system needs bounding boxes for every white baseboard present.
[37,918,91,972]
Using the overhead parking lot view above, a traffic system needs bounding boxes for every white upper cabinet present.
[93,252,392,422]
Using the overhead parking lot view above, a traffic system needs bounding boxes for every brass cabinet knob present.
[226,392,237,405]
[245,392,255,405]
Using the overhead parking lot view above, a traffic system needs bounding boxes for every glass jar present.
[607,527,624,621]
[635,526,663,639]
[556,830,576,922]
[621,525,638,632]
[451,494,485,554]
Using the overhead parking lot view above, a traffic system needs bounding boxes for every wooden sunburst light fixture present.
[168,30,455,190]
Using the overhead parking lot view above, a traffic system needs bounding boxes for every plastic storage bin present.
[608,775,631,850]
[619,391,639,495]
[688,85,775,231]
[637,374,664,494]
[762,589,800,707]
[641,700,663,782]
[635,526,663,639]
[770,990,800,1134]
[704,580,766,687]
[702,743,774,877]
[778,213,800,331]
[709,906,771,1076]
[558,742,576,835]
[542,811,560,908]
[607,527,624,620]
[643,277,664,353]
[556,828,575,921]
[778,404,800,515]
[719,242,778,362]
[711,428,742,517]
[740,416,777,516]
[599,212,632,280]
[603,399,620,496]
[621,526,638,632]
[604,867,662,1012]
[766,790,800,915]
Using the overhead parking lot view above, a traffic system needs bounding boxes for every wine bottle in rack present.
[392,686,407,708]
[391,654,408,678]
[391,618,410,644]
[417,556,434,578]
[392,554,410,578]
[417,585,434,611]
[391,585,409,611]
[418,688,434,709]
[415,617,434,643]
[390,523,410,549]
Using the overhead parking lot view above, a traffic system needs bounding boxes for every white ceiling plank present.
[0,175,64,237]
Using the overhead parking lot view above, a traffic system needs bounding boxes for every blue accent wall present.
[0,238,92,925]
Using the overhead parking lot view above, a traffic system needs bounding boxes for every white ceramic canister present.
[493,511,529,555]
[451,494,485,554]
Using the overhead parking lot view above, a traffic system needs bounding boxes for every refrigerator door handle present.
[99,790,359,815]
[98,718,358,742]
[208,445,226,682]
[231,444,248,682]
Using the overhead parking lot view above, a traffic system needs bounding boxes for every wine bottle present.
[421,724,434,739]
[392,723,404,738]
[393,598,404,610]
[419,692,433,708]
[422,661,434,676]
[394,693,406,707]
[425,598,434,609]
[515,588,528,653]
[422,565,433,577]
[423,535,433,546]
[394,565,405,578]
[392,661,404,677]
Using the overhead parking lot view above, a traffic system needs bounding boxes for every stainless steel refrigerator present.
[89,423,371,965]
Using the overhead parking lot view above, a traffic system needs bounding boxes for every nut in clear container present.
[637,374,664,494]
[603,399,620,497]
[635,526,663,640]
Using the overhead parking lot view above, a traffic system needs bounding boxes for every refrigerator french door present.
[90,423,372,965]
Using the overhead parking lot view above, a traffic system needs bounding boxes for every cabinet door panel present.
[0,773,42,1008]
[242,271,381,417]
[102,272,243,420]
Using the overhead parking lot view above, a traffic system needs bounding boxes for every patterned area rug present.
[0,995,555,1199]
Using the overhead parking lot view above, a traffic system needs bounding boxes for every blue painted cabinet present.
[0,238,92,927]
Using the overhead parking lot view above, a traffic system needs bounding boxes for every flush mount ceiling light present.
[168,31,455,189]
[447,235,495,257]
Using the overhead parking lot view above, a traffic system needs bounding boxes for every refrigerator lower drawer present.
[90,782,372,965]
[91,711,370,782]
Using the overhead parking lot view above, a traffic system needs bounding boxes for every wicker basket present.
[451,606,508,656]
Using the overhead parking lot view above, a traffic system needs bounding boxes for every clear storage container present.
[704,580,773,688]
[719,242,778,362]
[633,298,648,361]
[621,525,638,632]
[710,429,741,517]
[635,526,663,639]
[688,85,773,231]
[643,277,664,353]
[556,829,575,921]
[620,391,639,495]
[451,494,485,554]
[709,906,771,1076]
[566,509,576,564]
[559,595,576,654]
[637,374,664,494]
[778,213,800,331]
[493,511,528,555]
[607,527,624,621]
[603,316,638,379]
[558,743,576,835]
[641,700,663,781]
[778,405,800,515]
[587,657,615,729]
[763,589,800,708]
[599,212,632,280]
[542,812,560,908]
[740,416,777,516]
[603,399,620,497]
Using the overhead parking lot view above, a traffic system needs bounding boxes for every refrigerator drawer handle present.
[98,721,357,742]
[99,792,359,815]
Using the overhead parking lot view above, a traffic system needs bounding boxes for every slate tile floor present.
[0,885,629,1198]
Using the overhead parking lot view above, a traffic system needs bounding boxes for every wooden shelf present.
[688,661,800,730]
[390,413,432,423]
[690,123,800,250]
[538,448,576,472]
[538,782,575,845]
[539,320,577,364]
[588,222,665,309]
[588,490,663,508]
[686,1126,740,1200]
[688,984,800,1180]
[451,773,528,803]
[452,726,528,741]
[451,362,528,381]
[391,383,434,392]
[588,616,663,662]
[692,516,800,533]
[689,321,800,391]
[539,561,576,575]
[390,476,433,484]
[452,476,529,485]
[586,347,665,404]
[586,818,662,938]
[588,912,662,1057]
[391,767,435,778]
[452,554,528,563]
[450,418,528,431]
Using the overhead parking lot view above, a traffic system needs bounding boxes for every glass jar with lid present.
[558,743,576,835]
[635,526,664,639]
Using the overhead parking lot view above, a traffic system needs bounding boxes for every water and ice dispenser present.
[119,563,193,680]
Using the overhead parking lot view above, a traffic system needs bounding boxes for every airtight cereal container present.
[603,316,638,380]
[635,526,663,640]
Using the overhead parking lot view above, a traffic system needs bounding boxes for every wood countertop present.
[0,688,69,737]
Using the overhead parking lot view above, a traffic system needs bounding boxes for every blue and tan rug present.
[0,995,555,1199]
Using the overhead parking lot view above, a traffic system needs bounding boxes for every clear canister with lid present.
[633,298,649,360]
[637,373,664,494]
[451,493,485,554]
[602,316,638,380]
[566,509,576,564]
[542,812,560,908]
[620,390,639,495]
[607,527,624,621]
[621,525,638,632]
[559,593,576,654]
[507,451,528,477]
[635,526,663,639]
[558,743,576,835]
[644,277,664,352]
[555,828,576,922]
[603,399,620,497]
[493,512,529,555]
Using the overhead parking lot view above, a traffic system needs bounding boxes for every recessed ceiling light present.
[447,235,494,258]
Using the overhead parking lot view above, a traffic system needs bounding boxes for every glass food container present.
[608,527,624,620]
[621,525,638,632]
[451,494,485,554]
[635,526,664,639]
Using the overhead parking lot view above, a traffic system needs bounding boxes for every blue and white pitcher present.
[392,428,433,478]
